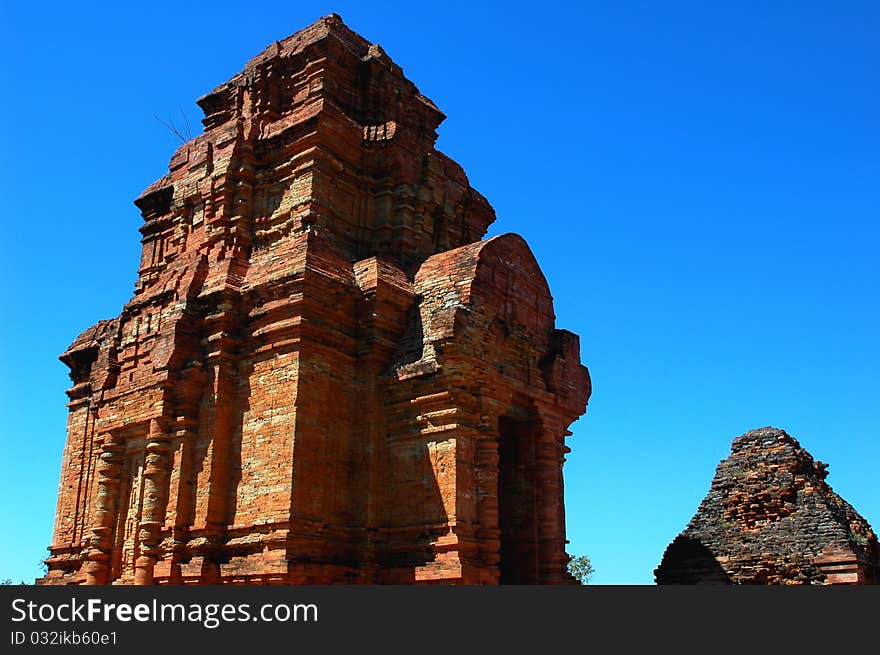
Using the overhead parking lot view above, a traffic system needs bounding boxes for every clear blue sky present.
[1,1,876,585]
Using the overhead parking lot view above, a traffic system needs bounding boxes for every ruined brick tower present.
[655,427,879,585]
[41,15,590,585]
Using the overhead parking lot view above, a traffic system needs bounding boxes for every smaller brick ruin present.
[655,427,879,584]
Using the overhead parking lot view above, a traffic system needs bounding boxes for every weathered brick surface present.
[40,14,590,585]
[655,427,879,584]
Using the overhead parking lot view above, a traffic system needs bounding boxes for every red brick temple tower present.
[40,14,590,585]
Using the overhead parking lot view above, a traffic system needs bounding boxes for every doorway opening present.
[497,413,539,584]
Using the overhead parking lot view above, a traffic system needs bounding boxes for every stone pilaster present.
[134,418,172,585]
[82,432,124,585]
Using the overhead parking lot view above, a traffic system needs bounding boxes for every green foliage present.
[567,554,594,585]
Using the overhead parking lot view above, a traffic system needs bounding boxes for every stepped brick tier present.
[40,14,590,585]
[655,427,879,585]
